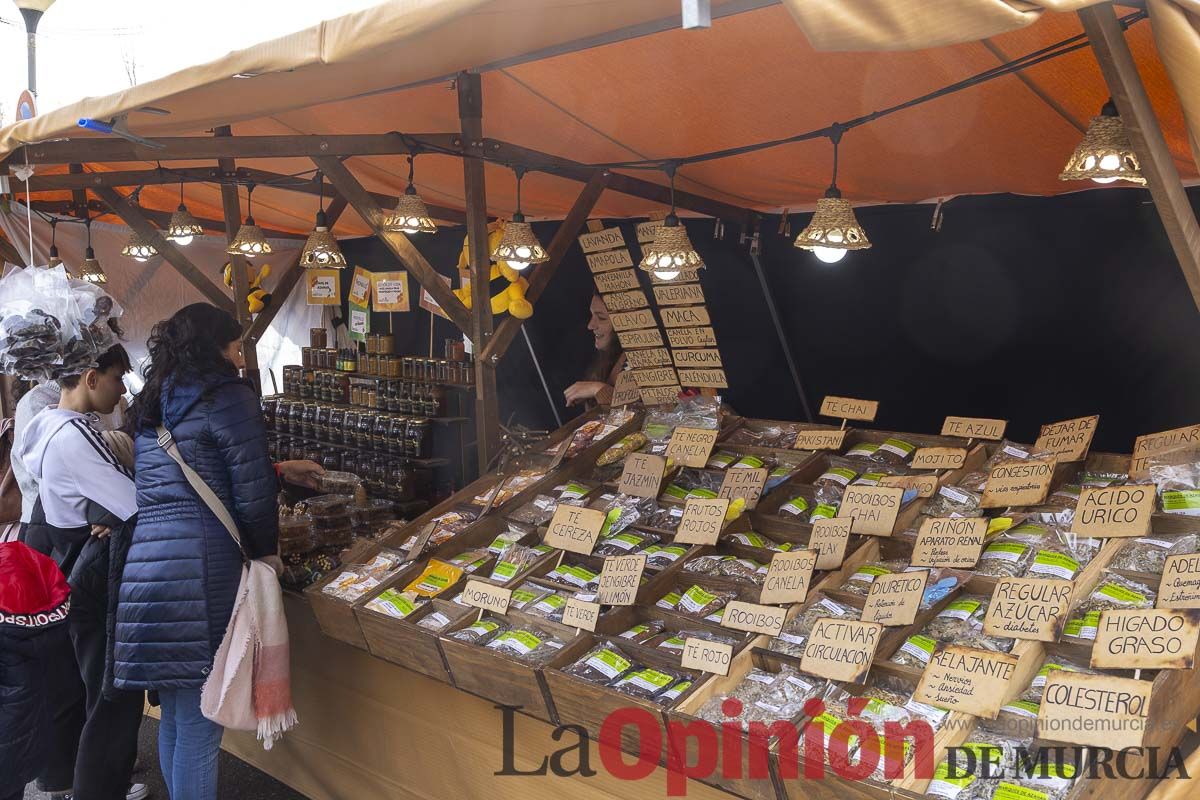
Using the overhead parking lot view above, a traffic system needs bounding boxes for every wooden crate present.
[354,597,472,682]
[303,538,388,650]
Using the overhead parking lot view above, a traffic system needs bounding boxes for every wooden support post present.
[482,170,609,364]
[1079,4,1200,311]
[458,71,500,473]
[93,186,234,314]
[67,164,89,222]
[214,126,260,388]
[313,155,474,335]
[0,233,25,268]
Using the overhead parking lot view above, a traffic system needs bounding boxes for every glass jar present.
[261,396,277,430]
[342,410,360,446]
[324,348,338,370]
[364,387,377,410]
[288,401,305,436]
[369,455,389,497]
[388,416,408,456]
[374,381,388,411]
[406,418,432,460]
[288,437,306,461]
[428,385,447,418]
[349,383,361,407]
[300,369,315,400]
[356,411,375,449]
[386,381,400,414]
[401,357,414,379]
[331,373,350,405]
[388,459,415,503]
[341,450,360,477]
[315,404,331,441]
[310,327,328,349]
[373,413,391,450]
[328,407,346,445]
[436,360,448,382]
[266,435,279,462]
[282,365,301,397]
[301,403,318,439]
[301,347,314,368]
[303,442,323,464]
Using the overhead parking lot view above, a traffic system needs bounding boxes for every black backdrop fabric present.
[338,185,1200,455]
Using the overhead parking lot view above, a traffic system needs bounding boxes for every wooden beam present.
[9,133,461,167]
[93,186,235,314]
[24,197,307,240]
[313,154,474,335]
[245,196,348,345]
[0,231,25,267]
[1079,4,1200,311]
[458,72,500,473]
[482,170,609,363]
[67,164,90,224]
[214,126,259,384]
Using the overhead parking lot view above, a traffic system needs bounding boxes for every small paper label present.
[372,271,410,311]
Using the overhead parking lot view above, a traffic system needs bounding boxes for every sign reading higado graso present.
[941,415,1008,440]
[983,578,1074,642]
[1090,609,1200,670]
[913,645,1019,718]
[1037,671,1152,750]
[675,498,729,545]
[1033,414,1099,462]
[666,326,718,348]
[793,428,847,451]
[1130,423,1200,479]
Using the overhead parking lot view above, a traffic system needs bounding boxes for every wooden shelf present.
[268,431,450,468]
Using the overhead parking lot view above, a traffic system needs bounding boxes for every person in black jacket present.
[0,541,71,800]
[115,304,281,800]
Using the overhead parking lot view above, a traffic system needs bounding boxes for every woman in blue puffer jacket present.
[114,303,280,800]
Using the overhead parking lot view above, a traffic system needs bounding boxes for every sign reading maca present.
[660,306,711,328]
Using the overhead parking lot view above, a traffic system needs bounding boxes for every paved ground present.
[25,716,307,800]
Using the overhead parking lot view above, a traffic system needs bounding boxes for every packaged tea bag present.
[1109,533,1200,574]
[1149,446,1200,516]
[564,643,634,685]
[1063,573,1156,640]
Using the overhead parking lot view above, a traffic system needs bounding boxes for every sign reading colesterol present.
[721,601,787,636]
[759,550,818,605]
[618,453,667,499]
[911,517,988,568]
[981,456,1056,508]
[837,485,904,536]
[913,645,1019,719]
[666,426,719,468]
[675,498,729,545]
[819,395,878,422]
[983,578,1074,642]
[1090,609,1200,670]
[1037,672,1151,750]
[1033,414,1099,462]
[800,619,883,683]
[543,506,607,555]
[1073,484,1156,538]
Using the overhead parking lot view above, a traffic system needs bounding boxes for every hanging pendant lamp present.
[121,189,159,262]
[794,129,871,263]
[226,183,272,258]
[79,216,107,284]
[1059,99,1146,186]
[166,179,204,245]
[47,218,64,269]
[300,171,347,268]
[639,163,703,281]
[384,154,437,235]
[491,167,548,271]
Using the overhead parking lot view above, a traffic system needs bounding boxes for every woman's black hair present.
[128,303,241,431]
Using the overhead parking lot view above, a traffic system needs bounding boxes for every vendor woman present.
[564,294,626,407]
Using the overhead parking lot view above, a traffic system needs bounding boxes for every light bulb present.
[813,246,847,264]
[170,235,194,246]
[509,261,531,271]
[654,270,680,280]
[401,224,420,234]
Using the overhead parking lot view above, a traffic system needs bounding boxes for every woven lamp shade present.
[300,228,348,268]
[121,231,159,261]
[794,197,871,253]
[166,206,205,243]
[383,192,437,234]
[79,251,107,284]
[1059,114,1145,185]
[639,222,704,272]
[491,221,548,265]
[226,220,272,258]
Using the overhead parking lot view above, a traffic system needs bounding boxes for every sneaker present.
[127,785,150,800]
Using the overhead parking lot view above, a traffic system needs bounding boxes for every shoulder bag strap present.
[156,425,247,560]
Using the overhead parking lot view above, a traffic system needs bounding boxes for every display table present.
[221,595,731,800]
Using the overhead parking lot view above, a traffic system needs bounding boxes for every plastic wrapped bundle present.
[771,595,861,657]
[1063,573,1156,640]
[1110,533,1200,574]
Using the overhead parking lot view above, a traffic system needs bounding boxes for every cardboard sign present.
[562,598,600,632]
[677,369,728,389]
[983,578,1075,642]
[603,289,649,312]
[639,385,680,406]
[1131,423,1200,479]
[610,370,641,407]
[911,517,988,568]
[617,328,664,349]
[610,308,657,332]
[618,453,667,499]
[419,274,453,319]
[800,619,883,683]
[1074,485,1156,538]
[543,506,607,555]
[660,306,710,328]
[665,427,719,468]
[1159,554,1200,609]
[653,283,706,306]
[722,601,787,637]
[981,457,1056,508]
[880,473,938,499]
[593,268,640,293]
[914,646,1019,718]
[718,467,768,509]
[837,485,905,536]
[578,226,626,253]
[586,248,635,273]
[810,518,852,570]
[652,268,699,284]
[306,269,341,305]
[911,447,968,471]
[1091,609,1200,670]
[760,550,818,605]
[1038,672,1151,750]
[863,570,928,627]
[597,554,647,606]
[819,395,878,422]
[348,304,369,340]
[372,271,410,312]
[1034,415,1099,462]
[675,498,729,545]
[348,266,373,306]
[941,416,1007,440]
[793,429,847,451]
[635,220,661,243]
[625,348,672,369]
[682,637,732,676]
[460,580,513,615]
[673,349,723,369]
[632,367,678,387]
[667,326,718,348]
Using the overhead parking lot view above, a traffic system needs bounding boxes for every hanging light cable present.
[47,218,63,269]
[491,166,548,271]
[121,188,159,262]
[639,163,703,280]
[79,215,107,284]
[300,171,347,268]
[1059,99,1145,185]
[166,178,204,245]
[794,128,871,264]
[226,183,272,258]
[384,153,437,235]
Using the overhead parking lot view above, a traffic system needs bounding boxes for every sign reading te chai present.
[820,395,878,422]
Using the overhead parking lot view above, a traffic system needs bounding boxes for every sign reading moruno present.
[460,580,513,615]
[981,456,1056,508]
[941,416,1007,440]
[1033,414,1099,462]
[819,395,879,422]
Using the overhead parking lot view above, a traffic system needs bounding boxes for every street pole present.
[13,0,57,96]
